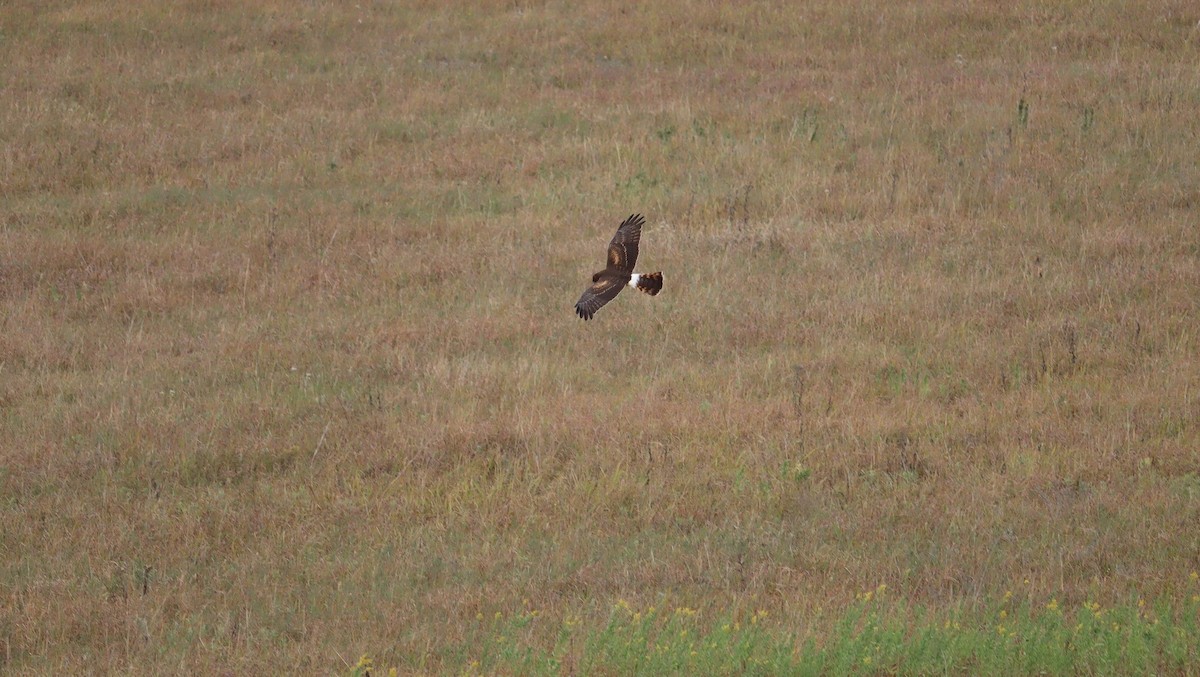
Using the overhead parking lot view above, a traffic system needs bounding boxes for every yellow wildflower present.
[1046,598,1059,612]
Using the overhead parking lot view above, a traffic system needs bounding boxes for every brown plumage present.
[575,214,663,320]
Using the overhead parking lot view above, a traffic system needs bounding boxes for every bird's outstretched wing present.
[606,214,643,272]
[575,277,624,320]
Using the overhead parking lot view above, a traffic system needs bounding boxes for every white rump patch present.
[628,273,641,288]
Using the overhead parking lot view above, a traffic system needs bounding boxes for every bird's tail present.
[633,272,663,296]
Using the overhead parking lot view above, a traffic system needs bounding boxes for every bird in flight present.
[575,213,662,320]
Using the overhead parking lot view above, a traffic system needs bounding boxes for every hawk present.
[575,213,663,320]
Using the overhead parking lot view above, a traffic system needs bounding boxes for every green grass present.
[369,586,1200,676]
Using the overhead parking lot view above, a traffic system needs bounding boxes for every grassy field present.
[3,0,1199,673]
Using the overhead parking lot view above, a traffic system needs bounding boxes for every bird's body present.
[575,214,662,320]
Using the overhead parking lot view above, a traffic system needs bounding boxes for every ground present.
[2,1,1199,673]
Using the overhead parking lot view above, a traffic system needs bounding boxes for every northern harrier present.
[575,213,663,320]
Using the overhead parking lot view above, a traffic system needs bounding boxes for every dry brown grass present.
[2,0,1199,672]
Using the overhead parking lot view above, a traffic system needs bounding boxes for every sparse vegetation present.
[2,1,1199,673]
